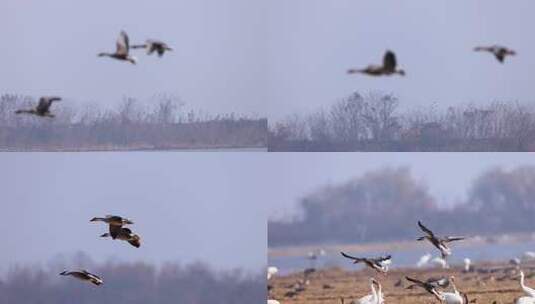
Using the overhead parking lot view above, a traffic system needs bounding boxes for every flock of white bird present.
[267,221,535,304]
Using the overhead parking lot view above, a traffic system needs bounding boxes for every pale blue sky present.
[0,153,268,274]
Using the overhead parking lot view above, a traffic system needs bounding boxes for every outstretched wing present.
[376,255,391,262]
[444,236,465,242]
[109,224,122,239]
[340,251,362,262]
[383,50,397,71]
[405,276,425,286]
[417,221,435,237]
[116,31,130,55]
[36,97,50,113]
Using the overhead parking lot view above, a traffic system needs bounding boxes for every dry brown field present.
[268,263,535,304]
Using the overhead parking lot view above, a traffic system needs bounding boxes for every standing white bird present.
[519,271,535,297]
[267,300,281,304]
[352,278,383,304]
[463,258,474,272]
[267,266,279,280]
[431,256,448,269]
[416,253,432,268]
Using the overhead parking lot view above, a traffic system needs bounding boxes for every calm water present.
[269,240,535,275]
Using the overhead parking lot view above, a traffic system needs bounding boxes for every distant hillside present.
[268,166,535,247]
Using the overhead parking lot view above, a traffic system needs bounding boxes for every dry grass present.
[268,263,535,304]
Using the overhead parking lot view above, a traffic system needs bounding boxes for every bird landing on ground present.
[340,251,391,274]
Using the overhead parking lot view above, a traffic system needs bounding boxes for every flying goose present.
[347,50,405,76]
[98,31,137,64]
[132,40,173,57]
[405,276,443,301]
[340,252,391,273]
[101,225,141,248]
[60,270,103,286]
[407,276,450,290]
[90,215,134,226]
[417,220,465,259]
[15,96,61,118]
[474,45,516,63]
[407,276,468,304]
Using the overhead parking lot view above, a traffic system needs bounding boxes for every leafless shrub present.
[0,94,267,150]
[269,92,535,151]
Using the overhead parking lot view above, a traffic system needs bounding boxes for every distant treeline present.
[269,92,535,151]
[268,166,535,247]
[0,94,267,151]
[0,253,264,304]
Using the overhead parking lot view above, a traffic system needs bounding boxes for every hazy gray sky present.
[1,0,267,116]
[3,1,532,120]
[267,0,535,119]
[264,153,535,220]
[0,153,267,274]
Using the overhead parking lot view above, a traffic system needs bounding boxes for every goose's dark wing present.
[383,50,397,71]
[376,255,391,262]
[405,276,426,287]
[36,97,50,112]
[444,236,465,242]
[116,31,129,55]
[109,224,122,239]
[340,251,362,262]
[417,221,435,237]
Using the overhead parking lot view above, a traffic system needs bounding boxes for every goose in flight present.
[132,40,173,57]
[417,220,465,259]
[60,270,103,286]
[15,96,61,118]
[407,276,468,304]
[100,225,141,248]
[519,271,535,297]
[348,50,405,76]
[90,215,134,226]
[340,252,391,273]
[405,276,443,301]
[98,31,137,64]
[407,276,450,290]
[474,45,516,63]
